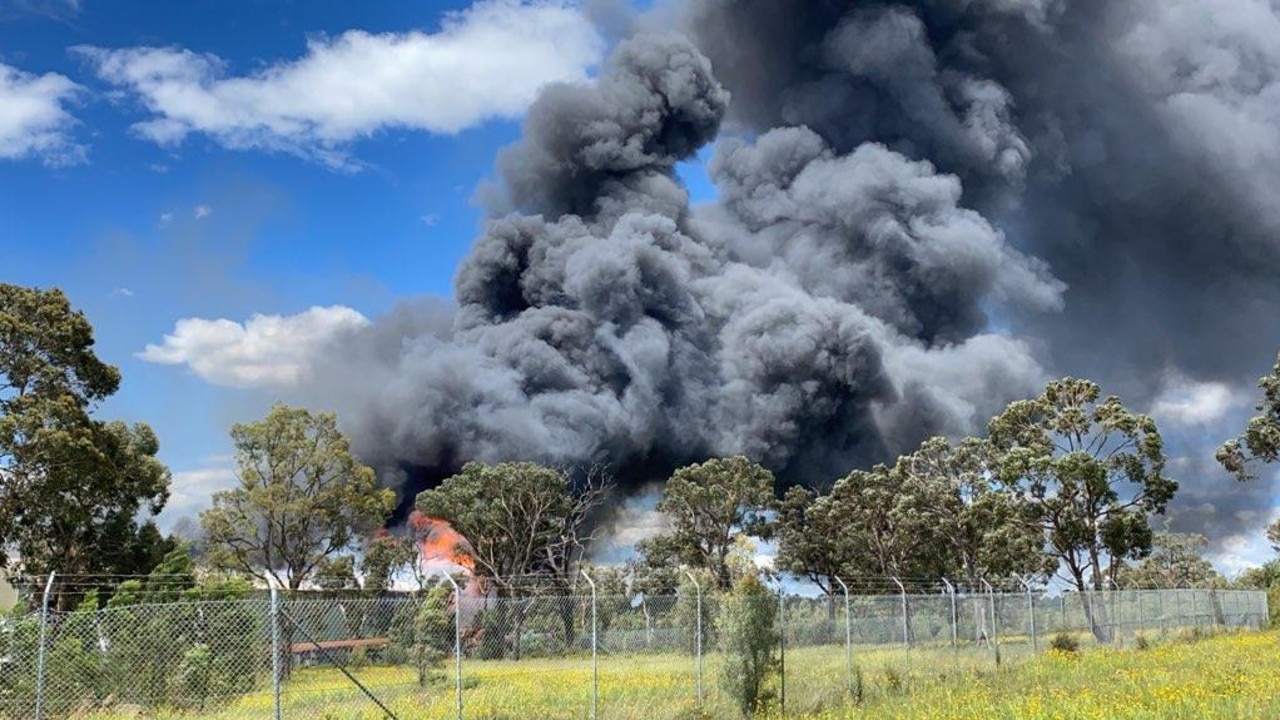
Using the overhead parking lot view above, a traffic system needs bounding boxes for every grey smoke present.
[315,29,1061,519]
[678,0,1280,550]
[314,1,1280,555]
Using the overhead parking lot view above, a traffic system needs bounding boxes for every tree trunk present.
[972,595,991,646]
[559,596,577,651]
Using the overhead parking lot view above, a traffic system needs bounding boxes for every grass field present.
[79,629,1280,719]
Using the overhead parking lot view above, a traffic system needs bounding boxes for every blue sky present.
[0,0,640,519]
[1,0,721,528]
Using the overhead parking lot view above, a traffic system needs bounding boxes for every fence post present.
[1107,578,1120,644]
[981,579,999,662]
[581,569,598,720]
[1176,581,1187,632]
[437,573,464,720]
[269,578,282,720]
[1017,575,1036,652]
[941,578,957,653]
[834,576,853,696]
[34,571,55,720]
[892,577,909,649]
[1131,583,1143,637]
[778,586,786,716]
[683,570,703,709]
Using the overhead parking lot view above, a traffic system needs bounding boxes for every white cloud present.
[194,204,213,219]
[1213,507,1280,577]
[156,461,239,528]
[0,61,84,165]
[139,305,371,388]
[76,0,603,168]
[111,287,135,297]
[1151,371,1242,426]
[420,213,440,227]
[159,211,174,223]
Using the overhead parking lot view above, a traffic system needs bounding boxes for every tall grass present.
[76,630,1280,719]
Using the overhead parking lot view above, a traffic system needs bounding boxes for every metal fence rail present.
[0,578,1268,719]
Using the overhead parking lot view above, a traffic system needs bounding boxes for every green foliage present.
[777,437,1046,595]
[360,533,416,596]
[674,568,719,654]
[415,461,606,596]
[987,378,1177,593]
[1219,351,1280,481]
[640,457,775,591]
[881,666,904,693]
[716,573,780,718]
[201,404,394,592]
[773,485,844,592]
[1235,558,1280,628]
[412,585,453,685]
[314,555,358,591]
[1049,631,1080,654]
[1126,531,1223,589]
[0,284,173,604]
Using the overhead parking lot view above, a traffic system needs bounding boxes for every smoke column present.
[317,0,1280,544]
[674,0,1280,543]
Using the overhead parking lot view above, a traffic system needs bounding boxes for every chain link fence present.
[0,577,1268,719]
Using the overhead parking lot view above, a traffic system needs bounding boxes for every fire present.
[408,511,490,607]
[408,510,475,573]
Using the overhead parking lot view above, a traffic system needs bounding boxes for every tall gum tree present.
[987,378,1177,596]
[201,404,394,592]
[638,456,774,592]
[0,284,171,607]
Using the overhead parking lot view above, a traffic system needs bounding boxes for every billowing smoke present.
[675,0,1280,547]
[317,27,1061,520]
[315,0,1280,548]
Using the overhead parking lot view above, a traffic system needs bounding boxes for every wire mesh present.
[0,581,1268,719]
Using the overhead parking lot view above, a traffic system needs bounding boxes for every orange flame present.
[408,511,475,572]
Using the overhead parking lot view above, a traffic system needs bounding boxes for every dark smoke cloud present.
[315,30,1061,519]
[678,0,1280,549]
[311,0,1280,555]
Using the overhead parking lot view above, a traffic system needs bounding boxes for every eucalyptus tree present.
[987,378,1176,594]
[1219,351,1280,481]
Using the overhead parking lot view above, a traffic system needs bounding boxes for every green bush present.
[381,644,410,666]
[412,586,452,686]
[1049,632,1079,654]
[883,666,907,694]
[716,573,779,718]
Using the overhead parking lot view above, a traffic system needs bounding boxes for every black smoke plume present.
[317,27,1061,522]
[676,0,1280,550]
[317,0,1280,549]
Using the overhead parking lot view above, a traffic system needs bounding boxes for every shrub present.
[1050,632,1080,654]
[882,666,904,693]
[412,585,452,685]
[381,644,410,666]
[1134,633,1151,651]
[716,573,779,718]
